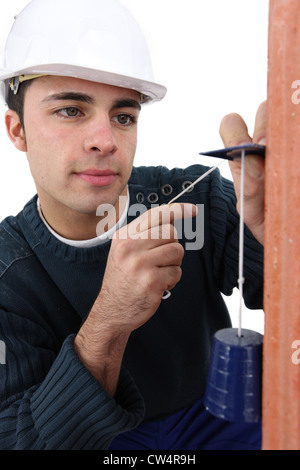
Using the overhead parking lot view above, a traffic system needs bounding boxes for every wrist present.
[74,317,130,397]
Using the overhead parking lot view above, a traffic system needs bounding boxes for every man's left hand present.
[219,101,266,245]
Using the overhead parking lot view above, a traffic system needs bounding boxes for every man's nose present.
[83,116,118,156]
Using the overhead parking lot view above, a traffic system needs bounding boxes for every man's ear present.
[5,110,27,152]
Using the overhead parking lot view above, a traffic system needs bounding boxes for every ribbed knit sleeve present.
[0,332,144,450]
[0,205,145,450]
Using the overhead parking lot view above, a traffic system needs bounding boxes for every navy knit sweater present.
[0,165,264,449]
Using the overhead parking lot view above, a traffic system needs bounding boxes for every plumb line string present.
[164,152,246,340]
[238,149,246,338]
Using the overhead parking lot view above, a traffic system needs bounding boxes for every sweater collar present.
[36,190,130,249]
[20,195,114,264]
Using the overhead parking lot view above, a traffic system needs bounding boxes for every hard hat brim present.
[0,63,167,104]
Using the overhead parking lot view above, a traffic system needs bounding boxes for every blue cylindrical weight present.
[204,328,263,423]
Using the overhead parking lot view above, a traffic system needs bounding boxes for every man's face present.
[14,76,141,236]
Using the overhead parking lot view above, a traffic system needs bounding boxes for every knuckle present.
[163,242,184,266]
[111,237,134,262]
[142,271,160,293]
[167,266,182,287]
[173,241,185,259]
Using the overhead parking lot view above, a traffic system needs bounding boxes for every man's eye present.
[56,107,81,118]
[113,114,136,126]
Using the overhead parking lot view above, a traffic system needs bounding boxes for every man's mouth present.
[75,169,117,187]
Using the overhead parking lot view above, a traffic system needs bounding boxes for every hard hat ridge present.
[0,0,167,103]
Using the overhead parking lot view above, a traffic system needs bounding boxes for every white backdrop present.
[0,0,269,333]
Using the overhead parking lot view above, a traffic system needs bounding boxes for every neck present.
[37,190,128,241]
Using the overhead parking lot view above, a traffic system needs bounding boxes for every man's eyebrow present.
[41,92,95,104]
[41,93,141,111]
[111,99,141,112]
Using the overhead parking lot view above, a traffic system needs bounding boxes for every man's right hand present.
[74,203,197,396]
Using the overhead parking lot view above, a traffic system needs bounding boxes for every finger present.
[243,102,267,178]
[219,112,252,148]
[253,100,267,145]
[127,223,179,244]
[155,265,183,292]
[150,241,184,267]
[130,203,197,234]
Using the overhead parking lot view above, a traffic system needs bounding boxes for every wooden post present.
[263,0,300,450]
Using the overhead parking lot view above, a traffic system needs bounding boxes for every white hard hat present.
[0,0,167,104]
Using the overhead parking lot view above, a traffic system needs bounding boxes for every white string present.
[168,162,225,205]
[162,161,225,300]
[162,290,172,300]
[163,154,246,338]
[238,149,246,337]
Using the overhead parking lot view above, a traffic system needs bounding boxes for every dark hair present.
[6,80,33,130]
